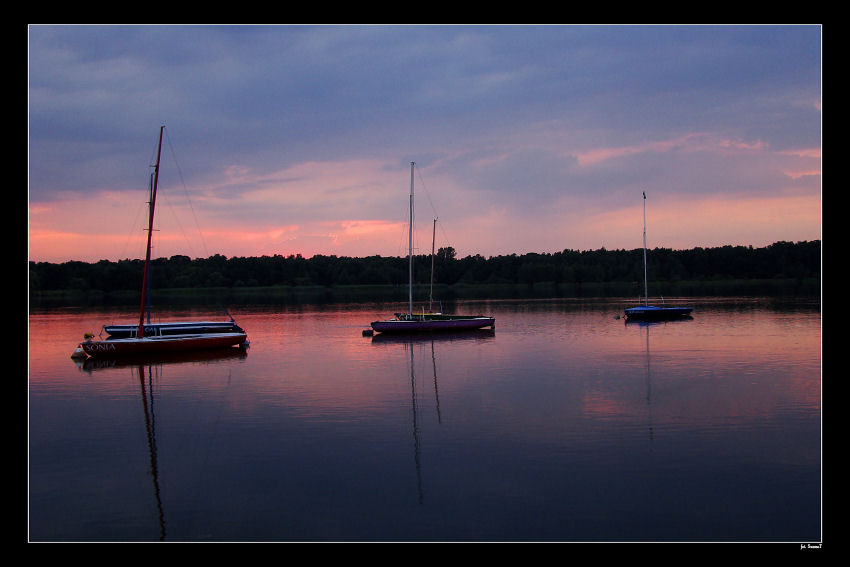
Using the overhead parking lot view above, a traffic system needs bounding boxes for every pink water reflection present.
[29,302,820,429]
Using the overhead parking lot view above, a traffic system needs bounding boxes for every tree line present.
[29,240,820,296]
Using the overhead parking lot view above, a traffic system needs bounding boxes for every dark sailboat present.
[370,162,495,334]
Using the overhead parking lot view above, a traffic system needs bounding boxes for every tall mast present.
[145,172,154,325]
[138,126,164,338]
[408,162,414,316]
[429,217,437,312]
[642,191,648,306]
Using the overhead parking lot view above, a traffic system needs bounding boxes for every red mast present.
[137,126,164,338]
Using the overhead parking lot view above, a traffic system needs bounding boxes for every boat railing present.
[126,325,165,338]
[636,295,668,305]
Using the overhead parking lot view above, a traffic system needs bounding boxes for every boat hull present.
[103,321,243,338]
[624,305,693,320]
[371,316,495,333]
[79,332,248,358]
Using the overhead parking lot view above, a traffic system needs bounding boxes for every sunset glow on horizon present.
[29,25,821,264]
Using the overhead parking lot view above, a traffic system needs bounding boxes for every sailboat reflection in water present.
[371,332,494,504]
[76,349,247,540]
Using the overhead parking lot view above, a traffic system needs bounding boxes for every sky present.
[28,24,821,264]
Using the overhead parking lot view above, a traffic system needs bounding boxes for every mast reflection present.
[370,332,494,504]
[138,363,166,541]
[624,317,691,444]
[74,349,245,541]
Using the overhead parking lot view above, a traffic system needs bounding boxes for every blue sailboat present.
[624,192,694,321]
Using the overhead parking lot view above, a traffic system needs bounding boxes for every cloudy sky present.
[28,24,821,264]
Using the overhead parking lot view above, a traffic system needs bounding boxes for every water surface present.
[28,298,821,542]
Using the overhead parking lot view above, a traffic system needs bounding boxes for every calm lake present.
[28,298,821,542]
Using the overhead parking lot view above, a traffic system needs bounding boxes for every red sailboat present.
[73,126,248,359]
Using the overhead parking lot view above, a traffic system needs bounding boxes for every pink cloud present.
[575,133,778,167]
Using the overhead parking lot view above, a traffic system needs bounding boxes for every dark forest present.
[29,240,820,306]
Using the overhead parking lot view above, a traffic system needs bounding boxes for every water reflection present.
[75,348,248,372]
[137,363,166,541]
[624,318,694,444]
[74,349,248,541]
[29,301,820,541]
[369,329,496,344]
[370,332,496,505]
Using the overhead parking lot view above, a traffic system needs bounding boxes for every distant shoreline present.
[29,277,820,309]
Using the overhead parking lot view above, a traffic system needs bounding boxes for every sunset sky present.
[28,25,821,264]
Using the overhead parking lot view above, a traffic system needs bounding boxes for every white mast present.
[429,217,437,312]
[409,162,415,316]
[642,191,648,306]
